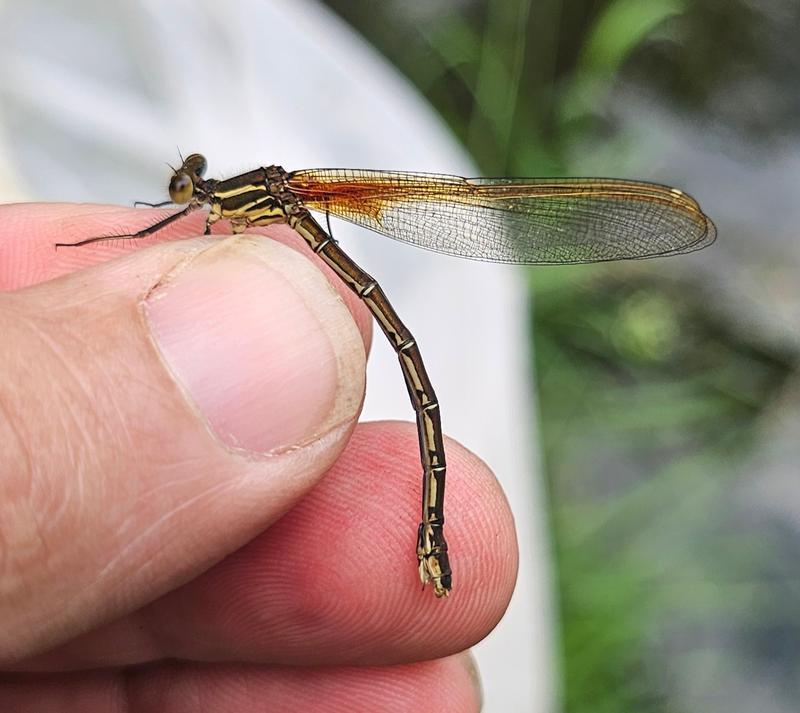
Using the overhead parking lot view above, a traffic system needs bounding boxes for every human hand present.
[0,204,517,711]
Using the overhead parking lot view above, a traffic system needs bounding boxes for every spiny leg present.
[55,205,197,248]
[290,210,452,597]
[133,199,173,208]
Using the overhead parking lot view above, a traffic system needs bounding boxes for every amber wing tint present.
[287,169,716,264]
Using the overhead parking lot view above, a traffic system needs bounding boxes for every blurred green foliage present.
[324,1,800,711]
[534,267,798,712]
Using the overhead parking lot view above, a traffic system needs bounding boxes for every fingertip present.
[150,421,517,666]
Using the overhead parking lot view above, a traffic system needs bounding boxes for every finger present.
[0,654,481,713]
[0,203,373,343]
[19,422,517,670]
[0,227,367,664]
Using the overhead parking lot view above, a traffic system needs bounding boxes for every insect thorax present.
[211,164,301,225]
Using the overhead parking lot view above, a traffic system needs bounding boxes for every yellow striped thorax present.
[168,154,301,228]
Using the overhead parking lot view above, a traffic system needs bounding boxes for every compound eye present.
[168,171,194,204]
[184,153,207,178]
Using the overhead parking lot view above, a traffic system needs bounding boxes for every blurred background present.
[2,1,799,712]
[325,2,800,712]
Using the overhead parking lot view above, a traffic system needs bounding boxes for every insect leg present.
[55,205,197,248]
[133,199,173,208]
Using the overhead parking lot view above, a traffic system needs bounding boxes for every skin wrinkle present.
[0,386,34,514]
[5,306,109,483]
[88,478,238,589]
[0,502,51,641]
[109,462,212,544]
[103,424,354,659]
[60,302,147,465]
[83,319,139,459]
[17,323,102,546]
[0,314,58,614]
[58,420,355,652]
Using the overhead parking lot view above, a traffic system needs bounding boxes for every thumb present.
[0,232,366,664]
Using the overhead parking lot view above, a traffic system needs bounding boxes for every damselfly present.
[60,154,716,598]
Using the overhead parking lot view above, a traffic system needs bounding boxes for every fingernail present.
[143,237,364,454]
[460,652,484,709]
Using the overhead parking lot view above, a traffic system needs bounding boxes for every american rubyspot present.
[58,154,716,598]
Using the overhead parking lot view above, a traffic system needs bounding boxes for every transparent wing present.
[287,169,716,264]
